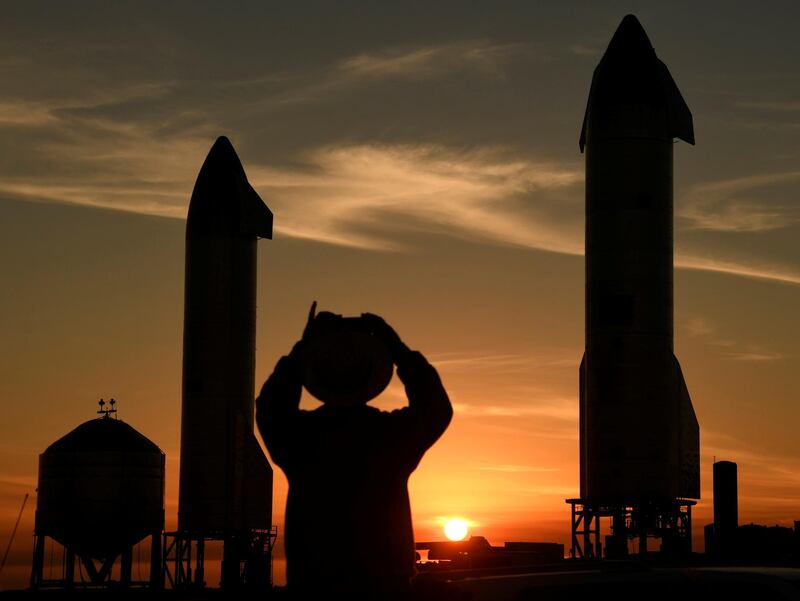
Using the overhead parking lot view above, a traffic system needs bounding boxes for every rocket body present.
[178,137,273,534]
[579,16,699,503]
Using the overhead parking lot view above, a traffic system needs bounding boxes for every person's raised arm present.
[395,349,453,452]
[256,352,303,471]
[361,314,453,455]
[256,302,319,470]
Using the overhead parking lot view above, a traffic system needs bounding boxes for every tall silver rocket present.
[579,15,700,503]
[178,137,273,540]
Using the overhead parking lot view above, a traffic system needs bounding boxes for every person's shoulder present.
[365,406,411,437]
[356,404,406,420]
[400,349,429,365]
[306,405,329,417]
[361,405,389,418]
[308,404,380,419]
[377,406,411,421]
[397,350,437,374]
[285,406,317,421]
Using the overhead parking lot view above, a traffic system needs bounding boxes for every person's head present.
[298,307,393,407]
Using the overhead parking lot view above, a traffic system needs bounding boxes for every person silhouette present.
[256,304,452,599]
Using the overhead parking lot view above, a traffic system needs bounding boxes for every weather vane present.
[97,398,117,419]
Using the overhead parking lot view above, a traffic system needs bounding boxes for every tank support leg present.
[121,546,132,586]
[29,534,45,589]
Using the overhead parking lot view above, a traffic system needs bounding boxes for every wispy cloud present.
[251,143,583,252]
[2,117,799,287]
[678,172,800,233]
[0,475,35,490]
[724,351,784,362]
[736,100,800,112]
[4,134,578,253]
[453,399,576,421]
[680,315,784,361]
[684,316,714,338]
[475,463,558,473]
[569,44,599,57]
[249,40,536,110]
[515,485,576,497]
[703,431,800,507]
[429,352,577,372]
[0,102,58,126]
[675,254,800,285]
[257,151,800,286]
[0,102,215,219]
[0,39,798,287]
[339,41,530,80]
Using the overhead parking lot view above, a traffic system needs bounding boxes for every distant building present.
[705,460,800,563]
[416,536,564,572]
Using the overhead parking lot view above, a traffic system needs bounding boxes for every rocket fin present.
[672,354,700,499]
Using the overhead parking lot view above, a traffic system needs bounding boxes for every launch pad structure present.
[566,498,695,559]
[162,527,277,589]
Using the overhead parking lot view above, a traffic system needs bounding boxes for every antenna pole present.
[97,398,118,419]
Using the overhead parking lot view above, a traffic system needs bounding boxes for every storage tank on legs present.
[31,403,164,588]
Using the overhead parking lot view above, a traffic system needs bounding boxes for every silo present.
[30,410,164,588]
[713,460,738,556]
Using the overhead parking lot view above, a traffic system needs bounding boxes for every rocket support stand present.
[162,527,277,590]
[566,498,695,559]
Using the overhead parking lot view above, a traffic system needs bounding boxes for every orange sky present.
[2,1,800,590]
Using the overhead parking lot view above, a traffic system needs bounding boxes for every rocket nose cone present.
[200,136,247,182]
[586,14,661,114]
[186,137,249,235]
[186,136,274,238]
[579,13,695,150]
[606,14,654,57]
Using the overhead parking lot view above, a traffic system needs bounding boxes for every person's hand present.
[360,312,411,364]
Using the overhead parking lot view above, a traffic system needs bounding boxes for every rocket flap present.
[243,433,273,530]
[242,182,273,239]
[673,354,700,499]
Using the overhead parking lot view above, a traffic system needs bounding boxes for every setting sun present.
[444,518,469,541]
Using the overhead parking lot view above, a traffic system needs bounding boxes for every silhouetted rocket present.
[178,137,273,535]
[579,15,700,502]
